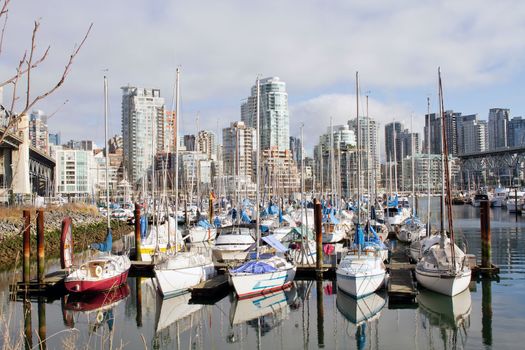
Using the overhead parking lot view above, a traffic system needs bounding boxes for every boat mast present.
[103,76,111,233]
[426,97,431,235]
[356,71,361,227]
[174,67,180,252]
[438,68,456,267]
[255,76,261,260]
[393,119,398,194]
[411,114,415,215]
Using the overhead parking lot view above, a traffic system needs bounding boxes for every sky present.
[1,0,525,159]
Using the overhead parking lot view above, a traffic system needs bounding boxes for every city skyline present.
[1,1,525,158]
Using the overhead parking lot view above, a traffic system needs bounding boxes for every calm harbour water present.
[1,197,524,349]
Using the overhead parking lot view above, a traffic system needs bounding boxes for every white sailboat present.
[336,72,386,299]
[228,76,296,299]
[415,69,471,297]
[154,68,216,298]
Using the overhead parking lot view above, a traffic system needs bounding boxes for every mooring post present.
[23,210,31,284]
[314,199,323,275]
[134,203,142,261]
[209,194,214,223]
[515,188,518,222]
[36,209,45,284]
[480,200,491,269]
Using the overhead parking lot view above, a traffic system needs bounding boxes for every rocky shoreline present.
[0,205,133,271]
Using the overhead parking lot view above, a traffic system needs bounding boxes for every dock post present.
[134,203,142,261]
[36,209,45,285]
[314,199,323,275]
[209,194,214,223]
[316,278,325,348]
[23,210,31,284]
[480,200,491,269]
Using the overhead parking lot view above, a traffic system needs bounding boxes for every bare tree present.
[0,0,92,144]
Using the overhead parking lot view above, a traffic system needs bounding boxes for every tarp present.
[387,194,399,208]
[230,260,277,274]
[241,209,252,223]
[197,219,212,229]
[231,208,237,220]
[140,216,148,239]
[354,224,364,247]
[90,229,112,252]
[213,216,221,228]
[268,204,279,215]
[262,235,288,253]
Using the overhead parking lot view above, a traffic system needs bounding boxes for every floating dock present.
[10,269,69,301]
[189,274,230,303]
[386,249,418,308]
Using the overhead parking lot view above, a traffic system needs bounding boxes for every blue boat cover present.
[231,208,237,220]
[140,216,148,239]
[387,194,399,208]
[213,216,221,228]
[197,219,212,229]
[90,229,112,252]
[354,224,365,247]
[262,235,288,253]
[241,209,252,223]
[230,260,277,274]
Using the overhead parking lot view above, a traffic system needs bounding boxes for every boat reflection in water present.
[228,285,297,343]
[417,288,471,349]
[62,284,130,331]
[336,289,387,350]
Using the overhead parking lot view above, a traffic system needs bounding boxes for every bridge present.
[457,146,525,187]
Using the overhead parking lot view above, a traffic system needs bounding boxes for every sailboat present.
[153,68,216,298]
[336,72,386,299]
[415,69,471,296]
[228,76,296,299]
[64,76,131,294]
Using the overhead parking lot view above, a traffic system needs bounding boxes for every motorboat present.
[212,225,256,262]
[397,217,427,243]
[471,193,490,207]
[490,186,508,207]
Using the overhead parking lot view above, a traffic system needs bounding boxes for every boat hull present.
[65,270,129,293]
[415,267,471,296]
[336,270,386,298]
[229,267,296,299]
[155,263,215,298]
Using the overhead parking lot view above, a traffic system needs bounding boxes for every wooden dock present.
[189,274,230,303]
[386,249,418,308]
[130,260,155,277]
[10,269,68,300]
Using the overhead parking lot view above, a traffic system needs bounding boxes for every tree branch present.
[18,22,93,116]
[25,20,40,110]
[0,45,49,88]
[0,0,9,56]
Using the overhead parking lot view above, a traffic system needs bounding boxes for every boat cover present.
[262,235,288,253]
[230,260,277,274]
[197,219,212,229]
[90,229,112,252]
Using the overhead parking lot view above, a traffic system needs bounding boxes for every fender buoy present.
[94,265,103,277]
[60,217,74,269]
[96,310,104,323]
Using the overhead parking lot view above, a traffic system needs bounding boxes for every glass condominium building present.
[121,86,165,185]
[241,77,290,151]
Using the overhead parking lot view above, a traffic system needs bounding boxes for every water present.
[1,198,524,349]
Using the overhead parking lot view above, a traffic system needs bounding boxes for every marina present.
[1,199,523,349]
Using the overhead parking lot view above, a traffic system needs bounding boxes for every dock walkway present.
[386,248,418,307]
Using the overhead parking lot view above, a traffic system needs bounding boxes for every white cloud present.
[1,0,524,145]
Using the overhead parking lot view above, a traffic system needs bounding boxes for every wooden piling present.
[482,277,493,346]
[23,210,31,284]
[314,199,323,274]
[480,200,491,268]
[23,299,32,350]
[135,277,142,327]
[134,203,142,261]
[209,194,214,222]
[36,210,45,285]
